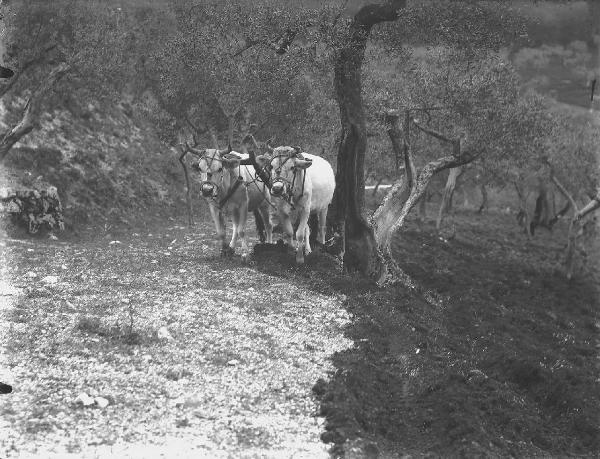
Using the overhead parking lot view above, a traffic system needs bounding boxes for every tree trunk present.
[0,62,71,162]
[372,113,477,277]
[330,0,407,280]
[477,184,488,213]
[514,182,532,238]
[436,166,462,232]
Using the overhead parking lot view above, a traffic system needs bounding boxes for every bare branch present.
[0,61,71,162]
[412,118,454,144]
[576,197,600,221]
[0,44,58,99]
[550,175,578,213]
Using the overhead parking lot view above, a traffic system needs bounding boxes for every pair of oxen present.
[188,143,335,264]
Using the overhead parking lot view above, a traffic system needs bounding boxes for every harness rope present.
[271,153,308,210]
[200,155,273,210]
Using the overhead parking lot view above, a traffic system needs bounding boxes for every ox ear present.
[293,157,312,169]
[221,153,242,169]
[255,154,271,169]
[292,146,302,156]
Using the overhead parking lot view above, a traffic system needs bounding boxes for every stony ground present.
[0,221,351,458]
[1,208,599,458]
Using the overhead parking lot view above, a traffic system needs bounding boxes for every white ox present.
[189,147,273,260]
[258,146,335,264]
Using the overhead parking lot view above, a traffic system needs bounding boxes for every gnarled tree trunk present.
[0,62,71,162]
[372,112,481,282]
[330,0,407,281]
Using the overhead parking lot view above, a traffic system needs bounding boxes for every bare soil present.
[311,210,600,458]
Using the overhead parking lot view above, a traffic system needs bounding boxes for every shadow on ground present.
[252,210,600,458]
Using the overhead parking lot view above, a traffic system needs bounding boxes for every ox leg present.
[280,212,295,248]
[253,209,266,243]
[295,209,310,264]
[304,224,312,255]
[230,207,241,253]
[258,204,273,244]
[317,208,328,245]
[209,205,228,255]
[235,206,250,261]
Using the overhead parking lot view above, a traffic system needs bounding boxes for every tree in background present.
[0,0,135,162]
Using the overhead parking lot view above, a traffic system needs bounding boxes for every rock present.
[468,369,488,385]
[74,392,95,407]
[41,275,58,285]
[158,326,174,342]
[95,396,109,408]
[175,417,190,428]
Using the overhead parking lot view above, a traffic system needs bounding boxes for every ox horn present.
[184,141,205,157]
[219,143,234,157]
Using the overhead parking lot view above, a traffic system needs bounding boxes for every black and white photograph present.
[0,0,598,457]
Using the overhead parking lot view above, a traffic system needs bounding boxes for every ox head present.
[192,147,243,199]
[260,146,312,198]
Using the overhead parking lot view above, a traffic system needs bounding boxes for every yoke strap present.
[218,175,244,209]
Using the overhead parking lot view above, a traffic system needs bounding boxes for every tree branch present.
[0,61,71,162]
[0,44,58,99]
[412,118,454,143]
[550,175,578,213]
[576,198,600,220]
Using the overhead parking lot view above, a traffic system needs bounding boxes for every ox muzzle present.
[270,179,287,197]
[200,181,218,198]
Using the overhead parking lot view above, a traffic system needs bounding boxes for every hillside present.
[0,98,191,232]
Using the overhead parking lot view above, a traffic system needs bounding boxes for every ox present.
[188,146,272,260]
[258,146,335,264]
